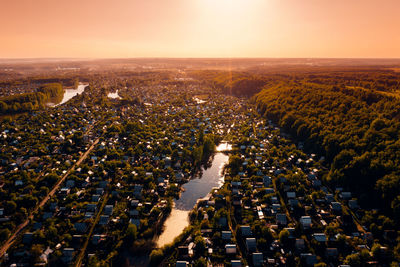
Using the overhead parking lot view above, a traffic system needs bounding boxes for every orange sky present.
[1,0,399,58]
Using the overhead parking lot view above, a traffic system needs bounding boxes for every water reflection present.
[48,83,88,107]
[107,90,121,99]
[156,142,231,247]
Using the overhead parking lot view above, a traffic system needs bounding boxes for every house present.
[252,252,263,266]
[92,234,102,245]
[326,248,338,258]
[276,213,287,225]
[271,197,279,204]
[62,248,74,264]
[218,217,227,227]
[129,209,139,217]
[39,247,53,263]
[312,180,322,188]
[164,157,172,168]
[331,202,342,213]
[231,260,242,267]
[49,202,58,211]
[263,176,272,186]
[85,212,95,219]
[74,222,88,233]
[340,192,352,200]
[325,194,334,203]
[240,225,252,237]
[133,184,143,198]
[33,222,42,230]
[95,188,104,195]
[232,181,242,188]
[287,192,296,199]
[349,199,358,209]
[175,172,184,182]
[65,180,75,188]
[60,188,70,196]
[301,253,317,266]
[131,199,140,207]
[284,227,295,238]
[246,238,257,252]
[176,261,188,267]
[265,188,274,194]
[86,203,97,212]
[104,205,113,215]
[313,233,327,242]
[225,244,237,254]
[272,204,281,213]
[300,216,312,229]
[22,232,33,244]
[295,239,305,251]
[222,231,232,240]
[99,215,109,225]
[92,194,101,202]
[288,199,299,207]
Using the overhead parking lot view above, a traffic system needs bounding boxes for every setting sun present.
[0,0,399,58]
[1,1,400,266]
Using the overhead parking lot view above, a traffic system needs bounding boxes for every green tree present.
[149,249,164,266]
[0,229,10,242]
[125,223,138,243]
[279,229,290,245]
[194,235,206,255]
[0,101,7,113]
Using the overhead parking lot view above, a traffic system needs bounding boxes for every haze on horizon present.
[1,0,400,59]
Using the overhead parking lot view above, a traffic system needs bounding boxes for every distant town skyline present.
[1,0,400,58]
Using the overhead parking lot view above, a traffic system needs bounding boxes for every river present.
[156,142,231,247]
[48,83,88,107]
[107,90,121,99]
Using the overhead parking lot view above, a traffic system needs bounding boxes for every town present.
[0,62,400,267]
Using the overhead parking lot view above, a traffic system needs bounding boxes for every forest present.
[0,83,64,114]
[254,78,400,224]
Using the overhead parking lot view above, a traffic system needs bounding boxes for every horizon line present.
[1,56,400,61]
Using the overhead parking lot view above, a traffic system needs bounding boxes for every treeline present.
[190,68,400,97]
[301,70,400,92]
[0,83,63,114]
[31,78,78,88]
[189,70,290,96]
[254,81,400,220]
[192,132,217,166]
[0,77,78,88]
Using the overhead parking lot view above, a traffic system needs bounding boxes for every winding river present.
[48,83,88,107]
[156,142,231,247]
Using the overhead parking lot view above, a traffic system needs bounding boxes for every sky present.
[0,0,400,58]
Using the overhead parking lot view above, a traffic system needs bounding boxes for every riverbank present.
[48,83,88,106]
[156,142,231,248]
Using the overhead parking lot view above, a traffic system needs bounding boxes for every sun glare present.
[198,0,266,16]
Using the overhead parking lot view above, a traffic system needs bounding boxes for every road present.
[75,191,110,267]
[0,138,99,258]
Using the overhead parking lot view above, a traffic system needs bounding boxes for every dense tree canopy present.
[255,81,400,217]
[0,83,63,114]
